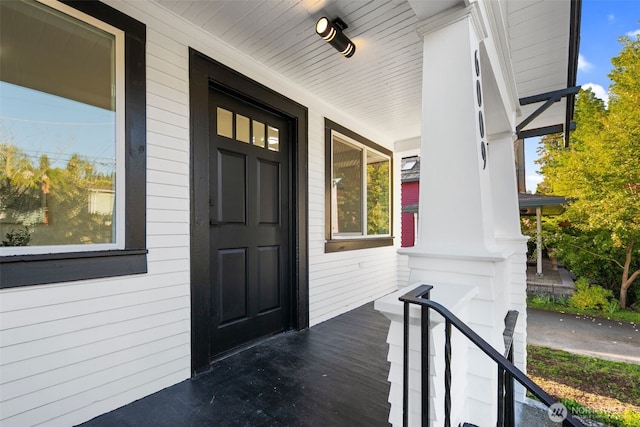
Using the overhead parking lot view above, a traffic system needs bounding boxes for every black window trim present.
[0,0,147,289]
[324,118,394,253]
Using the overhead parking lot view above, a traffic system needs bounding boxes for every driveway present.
[527,308,640,364]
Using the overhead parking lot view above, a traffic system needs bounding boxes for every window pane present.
[0,1,117,247]
[367,151,390,235]
[252,120,265,148]
[236,114,250,143]
[332,138,362,234]
[267,126,279,152]
[217,107,233,139]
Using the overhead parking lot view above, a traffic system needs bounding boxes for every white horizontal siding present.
[397,254,410,287]
[147,143,189,165]
[306,108,399,327]
[1,321,188,411]
[0,1,192,425]
[0,279,190,427]
[0,0,404,425]
[146,170,189,189]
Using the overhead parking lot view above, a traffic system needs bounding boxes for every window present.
[0,0,147,288]
[215,107,280,151]
[325,119,393,252]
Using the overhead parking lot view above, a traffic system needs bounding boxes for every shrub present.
[569,278,614,311]
[620,409,640,427]
[2,227,31,246]
[554,295,568,306]
[606,299,619,314]
[532,294,552,305]
[574,277,589,292]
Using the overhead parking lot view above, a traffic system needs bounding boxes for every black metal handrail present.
[399,285,586,427]
[500,309,519,426]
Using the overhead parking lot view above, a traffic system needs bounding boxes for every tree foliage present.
[536,36,640,308]
[0,143,114,246]
[367,161,390,235]
[0,143,43,214]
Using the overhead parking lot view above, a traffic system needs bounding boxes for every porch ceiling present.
[156,0,577,142]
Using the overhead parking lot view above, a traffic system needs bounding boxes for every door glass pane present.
[236,114,250,143]
[252,120,265,148]
[267,126,279,152]
[332,138,362,235]
[0,0,117,247]
[217,107,233,138]
[367,151,390,235]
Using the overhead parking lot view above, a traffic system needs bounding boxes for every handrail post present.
[503,310,518,427]
[400,285,433,427]
[497,366,505,426]
[403,300,410,427]
[505,346,515,426]
[421,290,430,427]
[399,288,586,427]
[444,320,451,427]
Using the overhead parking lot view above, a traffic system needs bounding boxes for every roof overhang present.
[519,193,568,216]
[147,0,580,144]
[512,0,582,145]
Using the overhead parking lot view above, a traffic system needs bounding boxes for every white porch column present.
[489,131,530,403]
[536,206,543,276]
[415,7,495,256]
[377,3,528,426]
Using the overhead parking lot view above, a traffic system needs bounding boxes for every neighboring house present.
[0,0,580,426]
[87,188,115,217]
[401,156,420,247]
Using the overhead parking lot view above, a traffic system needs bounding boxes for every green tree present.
[0,143,43,214]
[38,154,114,245]
[536,36,640,308]
[367,160,390,235]
[0,142,114,246]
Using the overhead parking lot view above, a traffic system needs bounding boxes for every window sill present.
[0,249,148,288]
[325,237,394,253]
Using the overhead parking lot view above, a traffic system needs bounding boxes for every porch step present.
[526,263,576,297]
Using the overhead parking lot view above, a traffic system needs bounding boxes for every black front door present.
[208,88,291,357]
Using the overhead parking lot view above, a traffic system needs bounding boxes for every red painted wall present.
[401,212,415,247]
[402,181,419,205]
[401,181,419,247]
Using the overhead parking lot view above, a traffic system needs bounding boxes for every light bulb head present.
[315,16,356,58]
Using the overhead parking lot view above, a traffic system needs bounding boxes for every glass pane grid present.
[217,108,278,152]
[332,139,363,235]
[267,126,279,152]
[236,114,250,143]
[217,107,233,139]
[0,0,119,249]
[330,134,390,239]
[253,120,265,148]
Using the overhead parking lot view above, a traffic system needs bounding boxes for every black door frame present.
[189,49,309,375]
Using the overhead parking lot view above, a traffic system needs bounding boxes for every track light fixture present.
[315,17,356,58]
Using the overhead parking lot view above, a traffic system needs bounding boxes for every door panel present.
[217,150,246,224]
[217,248,248,325]
[209,88,290,357]
[258,159,280,224]
[257,246,280,313]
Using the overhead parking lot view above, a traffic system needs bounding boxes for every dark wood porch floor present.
[78,302,391,427]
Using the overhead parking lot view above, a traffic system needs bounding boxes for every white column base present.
[375,283,478,426]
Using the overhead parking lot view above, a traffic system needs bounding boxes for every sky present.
[524,0,640,193]
[0,81,116,174]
